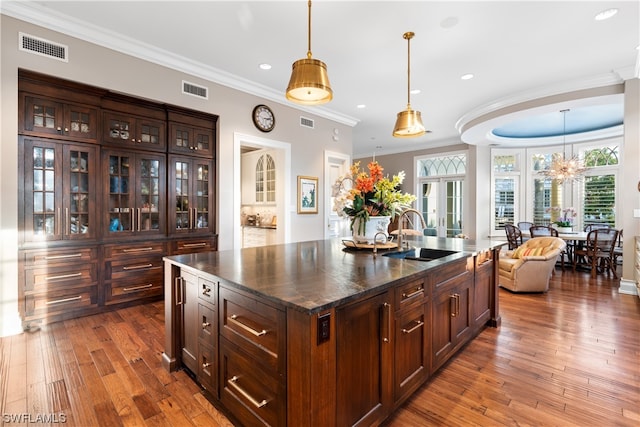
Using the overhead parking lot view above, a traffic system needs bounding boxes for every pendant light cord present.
[307,0,312,59]
[561,108,569,161]
[405,32,412,108]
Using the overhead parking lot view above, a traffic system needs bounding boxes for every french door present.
[419,178,464,237]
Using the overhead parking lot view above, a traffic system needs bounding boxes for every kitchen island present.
[162,237,504,426]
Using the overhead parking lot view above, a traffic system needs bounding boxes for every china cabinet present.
[103,149,166,238]
[20,136,98,243]
[169,155,214,236]
[17,69,217,329]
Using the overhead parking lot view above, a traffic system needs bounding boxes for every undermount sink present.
[383,248,459,262]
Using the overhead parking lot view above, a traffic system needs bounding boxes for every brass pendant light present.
[393,31,426,138]
[286,0,333,105]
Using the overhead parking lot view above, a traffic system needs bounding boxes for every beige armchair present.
[499,237,566,293]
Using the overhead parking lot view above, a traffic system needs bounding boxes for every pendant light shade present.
[286,1,333,105]
[393,31,426,138]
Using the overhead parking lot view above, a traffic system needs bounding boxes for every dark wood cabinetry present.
[164,243,502,427]
[336,291,393,426]
[431,258,473,372]
[21,95,99,142]
[168,109,215,157]
[17,70,217,328]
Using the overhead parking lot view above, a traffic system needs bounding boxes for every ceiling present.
[3,1,639,157]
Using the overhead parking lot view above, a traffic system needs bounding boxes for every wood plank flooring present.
[1,267,638,426]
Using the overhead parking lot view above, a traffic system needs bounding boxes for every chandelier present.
[538,109,588,183]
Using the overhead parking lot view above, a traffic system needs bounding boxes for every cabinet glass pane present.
[175,129,189,148]
[108,119,131,140]
[32,146,57,236]
[69,150,90,235]
[33,104,56,129]
[140,159,160,230]
[141,124,160,144]
[197,134,210,151]
[108,155,132,233]
[175,161,189,229]
[70,111,91,134]
[196,164,209,229]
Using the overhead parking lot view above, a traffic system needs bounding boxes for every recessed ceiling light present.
[594,8,618,21]
[461,73,474,80]
[259,63,272,70]
[357,104,366,109]
[410,89,421,95]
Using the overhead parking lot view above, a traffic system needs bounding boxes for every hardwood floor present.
[1,267,638,426]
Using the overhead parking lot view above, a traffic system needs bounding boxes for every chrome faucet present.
[397,208,427,250]
[372,232,388,257]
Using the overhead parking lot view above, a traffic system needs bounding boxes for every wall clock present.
[252,104,275,132]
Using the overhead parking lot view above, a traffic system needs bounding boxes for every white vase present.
[352,215,391,244]
[553,225,573,233]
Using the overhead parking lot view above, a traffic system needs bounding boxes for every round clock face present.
[252,104,275,132]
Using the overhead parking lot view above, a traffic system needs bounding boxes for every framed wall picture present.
[297,176,318,214]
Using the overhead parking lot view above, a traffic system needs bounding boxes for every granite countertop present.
[164,237,505,314]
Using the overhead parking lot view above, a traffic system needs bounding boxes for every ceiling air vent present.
[19,32,68,62]
[182,80,209,99]
[300,116,315,129]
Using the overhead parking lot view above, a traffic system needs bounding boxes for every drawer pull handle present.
[45,272,82,281]
[123,247,154,253]
[123,263,153,271]
[229,315,267,337]
[402,287,424,300]
[43,253,82,260]
[202,322,211,329]
[228,376,268,408]
[202,362,211,368]
[183,243,207,248]
[45,295,82,306]
[202,286,211,297]
[123,284,153,292]
[402,320,424,334]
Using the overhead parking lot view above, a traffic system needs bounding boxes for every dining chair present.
[504,224,523,250]
[572,228,619,278]
[583,223,611,232]
[613,229,623,265]
[517,222,533,242]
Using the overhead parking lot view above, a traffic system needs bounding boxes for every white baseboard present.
[618,279,639,297]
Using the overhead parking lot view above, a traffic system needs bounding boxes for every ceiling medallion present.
[538,109,589,183]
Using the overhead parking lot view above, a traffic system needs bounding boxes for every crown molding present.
[1,1,359,127]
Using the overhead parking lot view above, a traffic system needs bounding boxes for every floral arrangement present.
[332,161,417,234]
[547,206,577,227]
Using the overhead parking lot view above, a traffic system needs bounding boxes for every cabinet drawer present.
[108,277,163,301]
[103,242,166,259]
[433,258,471,290]
[198,341,217,395]
[24,286,98,319]
[23,247,97,266]
[25,262,97,293]
[198,303,216,342]
[107,256,163,281]
[219,286,285,374]
[394,277,427,310]
[170,238,217,255]
[220,338,285,427]
[198,277,216,306]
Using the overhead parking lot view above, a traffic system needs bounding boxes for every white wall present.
[0,16,352,336]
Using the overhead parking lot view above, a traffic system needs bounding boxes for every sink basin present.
[382,248,459,262]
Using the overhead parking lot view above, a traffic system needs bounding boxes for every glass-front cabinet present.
[22,96,98,142]
[104,150,166,238]
[103,111,166,152]
[21,137,97,243]
[169,155,214,235]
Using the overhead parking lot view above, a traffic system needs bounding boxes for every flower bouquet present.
[332,161,417,236]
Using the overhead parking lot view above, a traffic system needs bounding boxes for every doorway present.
[419,178,464,237]
[324,151,351,239]
[233,133,291,249]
